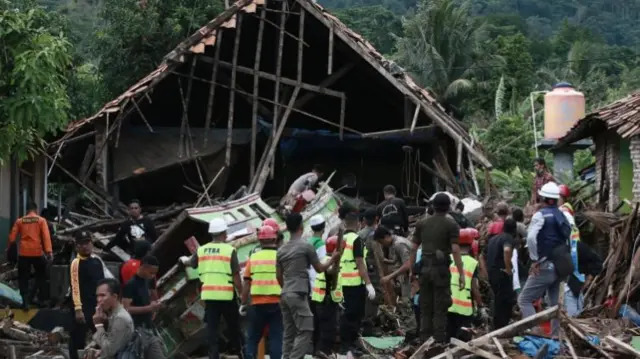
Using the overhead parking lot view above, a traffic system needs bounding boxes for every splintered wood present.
[0,312,65,358]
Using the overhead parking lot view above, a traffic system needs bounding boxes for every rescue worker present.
[519,182,571,335]
[448,228,484,341]
[7,202,53,308]
[276,213,340,359]
[308,214,327,293]
[375,226,417,335]
[377,185,409,235]
[69,231,106,359]
[281,165,324,210]
[410,193,464,345]
[262,218,284,247]
[558,185,603,317]
[339,210,375,355]
[311,235,344,357]
[180,218,242,359]
[241,226,283,359]
[360,208,382,336]
[486,219,517,329]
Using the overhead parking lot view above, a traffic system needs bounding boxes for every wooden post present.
[410,103,420,133]
[251,9,266,180]
[203,31,223,147]
[226,15,243,166]
[327,23,333,75]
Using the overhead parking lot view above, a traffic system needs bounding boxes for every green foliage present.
[94,0,224,97]
[0,0,72,164]
[476,115,534,171]
[333,6,402,55]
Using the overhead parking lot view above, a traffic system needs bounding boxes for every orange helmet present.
[325,236,345,253]
[559,184,570,199]
[262,218,279,231]
[459,228,479,245]
[257,225,278,241]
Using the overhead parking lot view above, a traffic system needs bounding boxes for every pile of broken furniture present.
[0,311,66,359]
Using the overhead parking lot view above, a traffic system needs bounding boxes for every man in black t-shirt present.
[107,200,158,254]
[122,256,166,359]
[377,185,408,235]
[486,219,517,329]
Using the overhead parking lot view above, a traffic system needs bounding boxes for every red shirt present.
[487,219,504,236]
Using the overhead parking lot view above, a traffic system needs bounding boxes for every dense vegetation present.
[3,0,639,201]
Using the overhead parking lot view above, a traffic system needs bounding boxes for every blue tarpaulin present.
[517,336,561,359]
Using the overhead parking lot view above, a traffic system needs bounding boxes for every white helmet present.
[208,218,228,234]
[538,182,560,199]
[309,214,325,227]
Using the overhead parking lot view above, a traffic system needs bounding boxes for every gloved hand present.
[238,304,247,317]
[479,307,490,320]
[366,283,376,300]
[178,256,190,265]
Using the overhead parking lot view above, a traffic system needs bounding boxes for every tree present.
[333,6,402,55]
[393,0,502,114]
[94,0,224,97]
[0,0,72,164]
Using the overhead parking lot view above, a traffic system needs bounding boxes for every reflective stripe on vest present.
[249,249,281,296]
[570,239,585,283]
[341,232,364,286]
[448,255,477,316]
[197,242,235,300]
[311,256,343,303]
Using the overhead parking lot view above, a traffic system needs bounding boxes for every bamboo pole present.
[272,0,286,160]
[132,98,154,133]
[203,31,223,148]
[226,14,243,166]
[251,9,266,180]
[178,57,197,158]
[410,103,420,133]
[339,94,346,140]
[328,23,333,75]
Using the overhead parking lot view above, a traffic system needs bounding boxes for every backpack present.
[549,209,574,279]
[116,330,144,359]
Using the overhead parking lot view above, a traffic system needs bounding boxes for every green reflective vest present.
[311,256,343,303]
[197,242,235,301]
[448,254,477,316]
[340,232,368,287]
[248,249,281,297]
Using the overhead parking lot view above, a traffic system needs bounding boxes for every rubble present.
[0,310,66,359]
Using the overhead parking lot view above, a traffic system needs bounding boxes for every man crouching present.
[92,278,134,358]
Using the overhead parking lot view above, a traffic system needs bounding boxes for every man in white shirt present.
[287,165,324,196]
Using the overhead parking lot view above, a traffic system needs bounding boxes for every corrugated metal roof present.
[61,0,492,168]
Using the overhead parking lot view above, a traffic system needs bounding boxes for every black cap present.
[374,225,392,240]
[74,231,92,243]
[363,208,377,221]
[432,193,451,211]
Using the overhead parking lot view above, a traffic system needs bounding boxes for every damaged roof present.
[557,91,640,146]
[62,0,492,168]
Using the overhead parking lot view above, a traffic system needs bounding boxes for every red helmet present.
[559,184,570,198]
[262,218,279,231]
[459,228,479,245]
[325,236,345,253]
[258,226,278,241]
[471,240,479,257]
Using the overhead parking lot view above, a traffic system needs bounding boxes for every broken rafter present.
[410,103,420,133]
[178,57,197,158]
[361,125,434,138]
[195,166,226,207]
[132,97,154,133]
[248,11,309,47]
[203,30,223,148]
[170,70,356,134]
[251,9,266,180]
[226,14,243,167]
[327,23,334,75]
[207,59,345,99]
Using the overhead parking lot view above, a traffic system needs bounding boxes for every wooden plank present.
[203,31,223,147]
[226,15,243,166]
[250,9,266,180]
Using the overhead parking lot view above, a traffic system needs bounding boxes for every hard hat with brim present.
[538,182,560,199]
[208,218,228,234]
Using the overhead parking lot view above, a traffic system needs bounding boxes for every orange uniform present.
[9,211,52,257]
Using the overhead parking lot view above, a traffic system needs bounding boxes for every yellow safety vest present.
[560,203,580,242]
[448,254,477,316]
[311,256,343,303]
[248,249,281,297]
[340,232,367,287]
[197,242,235,301]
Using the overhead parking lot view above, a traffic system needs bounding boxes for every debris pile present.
[0,311,66,358]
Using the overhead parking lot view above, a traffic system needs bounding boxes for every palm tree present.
[393,0,502,112]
